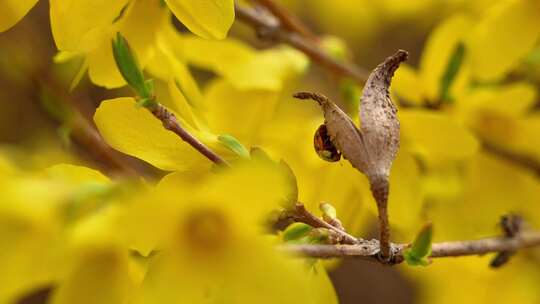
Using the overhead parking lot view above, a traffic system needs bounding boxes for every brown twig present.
[371,179,392,260]
[250,0,319,42]
[483,142,540,177]
[34,75,140,178]
[149,103,230,167]
[234,4,369,83]
[282,231,540,263]
[286,203,359,245]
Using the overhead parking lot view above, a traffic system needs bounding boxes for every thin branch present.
[483,142,540,177]
[34,74,140,178]
[282,231,540,263]
[149,103,230,167]
[250,0,319,42]
[234,4,369,83]
[286,203,359,245]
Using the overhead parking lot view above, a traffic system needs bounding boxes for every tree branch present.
[149,103,230,167]
[34,74,141,178]
[285,203,359,245]
[250,0,319,42]
[234,4,369,83]
[282,231,540,264]
[483,142,540,177]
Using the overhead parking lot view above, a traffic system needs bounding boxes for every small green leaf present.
[217,134,250,158]
[404,223,433,266]
[439,42,466,103]
[283,223,313,242]
[319,202,337,220]
[112,32,153,100]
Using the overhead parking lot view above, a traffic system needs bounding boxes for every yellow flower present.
[0,162,122,303]
[120,159,336,303]
[48,206,137,304]
[94,26,308,171]
[2,0,235,87]
[405,256,540,304]
[52,0,168,88]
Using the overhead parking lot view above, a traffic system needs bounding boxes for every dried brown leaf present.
[293,50,407,186]
[359,50,408,183]
[294,50,408,259]
[293,92,370,173]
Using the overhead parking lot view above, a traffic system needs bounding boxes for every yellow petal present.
[426,152,540,239]
[400,109,479,165]
[419,15,472,101]
[387,151,423,237]
[203,79,280,143]
[178,35,308,90]
[0,0,39,32]
[0,178,63,303]
[86,37,124,88]
[94,97,221,171]
[165,0,234,39]
[136,237,336,304]
[455,82,537,116]
[49,0,128,51]
[392,64,425,105]
[46,164,109,185]
[167,78,205,130]
[309,262,338,304]
[473,112,540,160]
[467,0,540,81]
[146,26,206,109]
[50,238,132,304]
[201,158,298,213]
[86,0,168,88]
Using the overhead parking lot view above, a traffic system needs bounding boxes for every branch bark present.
[250,0,319,42]
[34,74,141,178]
[235,4,369,83]
[282,231,540,264]
[286,203,359,245]
[149,103,230,167]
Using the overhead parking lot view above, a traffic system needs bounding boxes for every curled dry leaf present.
[294,49,408,259]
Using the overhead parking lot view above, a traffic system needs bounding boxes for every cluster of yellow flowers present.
[0,1,339,303]
[1,0,540,303]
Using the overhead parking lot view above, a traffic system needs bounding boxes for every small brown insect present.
[314,124,341,162]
